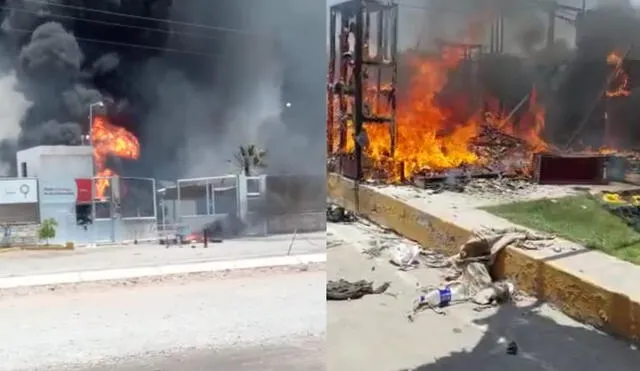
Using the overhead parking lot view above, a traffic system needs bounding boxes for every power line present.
[6,26,222,58]
[0,5,230,44]
[19,0,262,37]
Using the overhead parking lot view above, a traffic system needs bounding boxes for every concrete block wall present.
[1,224,39,246]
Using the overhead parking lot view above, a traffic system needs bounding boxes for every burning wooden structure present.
[327,0,640,186]
[327,0,399,181]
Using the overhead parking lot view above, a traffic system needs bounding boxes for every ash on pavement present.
[327,221,640,371]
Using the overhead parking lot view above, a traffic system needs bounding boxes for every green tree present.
[38,218,58,245]
[234,144,267,176]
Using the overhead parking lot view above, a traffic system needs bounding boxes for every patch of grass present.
[483,195,640,264]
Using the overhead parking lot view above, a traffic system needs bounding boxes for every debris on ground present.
[327,279,391,301]
[420,176,544,197]
[389,243,421,269]
[596,191,640,232]
[362,243,387,258]
[408,282,469,319]
[327,203,356,223]
[409,227,553,319]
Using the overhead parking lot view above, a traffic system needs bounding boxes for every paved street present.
[0,232,324,278]
[71,340,324,371]
[327,222,640,371]
[0,268,325,370]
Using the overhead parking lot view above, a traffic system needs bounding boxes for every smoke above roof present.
[0,0,325,178]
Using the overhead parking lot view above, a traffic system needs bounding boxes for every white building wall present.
[16,146,111,244]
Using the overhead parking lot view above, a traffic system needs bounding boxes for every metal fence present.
[165,173,324,238]
[120,177,157,219]
[85,176,158,243]
[91,176,157,220]
[175,175,239,235]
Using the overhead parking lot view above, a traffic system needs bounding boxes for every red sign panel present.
[75,178,92,204]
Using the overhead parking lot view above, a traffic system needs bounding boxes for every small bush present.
[38,218,58,245]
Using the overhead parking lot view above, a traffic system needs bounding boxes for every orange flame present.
[330,48,548,181]
[606,51,631,97]
[91,116,140,199]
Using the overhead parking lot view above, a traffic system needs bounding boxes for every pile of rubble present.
[418,176,541,198]
[472,125,533,167]
[345,222,555,317]
[327,202,356,223]
[405,227,554,318]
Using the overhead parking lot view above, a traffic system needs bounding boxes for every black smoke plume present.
[0,0,325,179]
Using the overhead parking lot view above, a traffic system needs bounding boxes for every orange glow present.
[330,48,548,181]
[606,51,631,97]
[91,116,140,199]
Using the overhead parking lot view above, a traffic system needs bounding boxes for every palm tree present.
[234,144,267,176]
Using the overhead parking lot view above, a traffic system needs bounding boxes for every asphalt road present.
[0,232,324,278]
[0,268,325,370]
[327,222,640,371]
[71,340,324,371]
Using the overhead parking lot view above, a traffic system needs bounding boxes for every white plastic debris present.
[389,243,421,268]
[472,281,516,305]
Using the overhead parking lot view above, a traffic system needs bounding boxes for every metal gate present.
[175,175,235,236]
[243,175,267,236]
[174,175,267,238]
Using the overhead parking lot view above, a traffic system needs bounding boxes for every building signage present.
[0,178,38,204]
[40,182,76,204]
[42,186,75,196]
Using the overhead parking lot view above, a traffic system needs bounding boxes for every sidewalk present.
[0,253,326,289]
[0,232,325,279]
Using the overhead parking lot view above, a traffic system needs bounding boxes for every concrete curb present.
[0,253,326,289]
[328,173,640,342]
[0,245,73,254]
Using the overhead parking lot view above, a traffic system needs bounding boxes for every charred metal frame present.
[489,14,504,54]
[328,0,399,180]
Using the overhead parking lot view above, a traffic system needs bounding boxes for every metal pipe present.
[354,2,364,181]
[205,179,211,215]
[489,18,496,54]
[377,9,384,60]
[338,14,350,154]
[328,9,337,154]
[364,8,370,59]
[497,93,531,130]
[151,178,158,219]
[499,14,504,53]
[88,101,104,222]
[176,180,181,225]
[547,3,556,50]
[110,177,115,242]
[390,5,398,156]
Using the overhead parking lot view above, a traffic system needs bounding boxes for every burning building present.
[0,0,325,182]
[328,0,640,185]
[0,0,325,243]
[15,144,157,245]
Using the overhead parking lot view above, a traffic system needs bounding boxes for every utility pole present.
[547,1,556,50]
